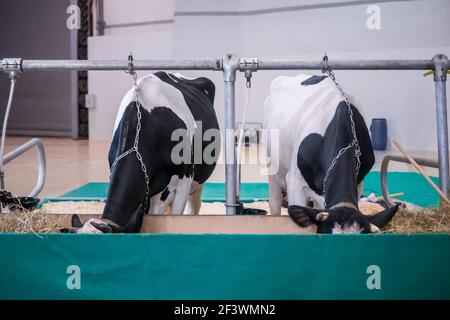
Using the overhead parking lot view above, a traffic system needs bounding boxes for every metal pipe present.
[380,155,438,207]
[256,59,436,70]
[2,138,46,197]
[18,59,223,71]
[433,54,449,199]
[0,72,18,189]
[223,54,239,215]
[2,58,447,73]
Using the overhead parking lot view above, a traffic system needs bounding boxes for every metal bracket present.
[239,58,258,72]
[2,58,23,74]
[321,53,330,73]
[239,58,258,88]
[223,54,239,82]
[213,58,223,71]
[433,54,449,82]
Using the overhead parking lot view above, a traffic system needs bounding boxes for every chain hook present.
[126,53,134,73]
[126,52,137,82]
[322,53,329,74]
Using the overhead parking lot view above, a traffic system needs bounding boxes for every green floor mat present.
[61,182,109,199]
[364,172,440,207]
[53,172,440,207]
[200,182,269,203]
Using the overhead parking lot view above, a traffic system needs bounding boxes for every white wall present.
[88,0,450,151]
[102,0,175,35]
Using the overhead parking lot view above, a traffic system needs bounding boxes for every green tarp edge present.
[0,233,449,300]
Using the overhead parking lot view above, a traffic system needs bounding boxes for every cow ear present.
[288,205,321,227]
[71,214,83,228]
[367,204,400,228]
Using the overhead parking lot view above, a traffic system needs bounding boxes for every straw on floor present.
[0,201,449,234]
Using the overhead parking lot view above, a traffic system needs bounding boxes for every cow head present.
[60,214,118,234]
[288,203,399,234]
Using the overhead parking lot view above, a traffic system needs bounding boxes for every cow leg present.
[268,175,283,215]
[186,184,203,215]
[310,192,325,209]
[149,190,174,214]
[286,170,309,207]
[170,176,193,215]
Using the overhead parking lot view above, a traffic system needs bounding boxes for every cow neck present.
[323,150,359,209]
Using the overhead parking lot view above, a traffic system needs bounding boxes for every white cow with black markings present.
[68,72,220,233]
[264,74,398,234]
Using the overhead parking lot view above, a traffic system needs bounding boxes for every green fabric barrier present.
[53,172,440,207]
[0,233,449,300]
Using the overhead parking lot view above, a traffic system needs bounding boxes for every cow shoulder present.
[296,101,374,194]
[153,72,220,184]
[297,133,325,195]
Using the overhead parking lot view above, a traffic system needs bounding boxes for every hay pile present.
[0,200,449,234]
[384,205,450,234]
[359,201,385,215]
[0,210,62,234]
[0,200,105,234]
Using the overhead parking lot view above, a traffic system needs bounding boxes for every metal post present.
[223,54,239,215]
[433,54,449,198]
[96,0,105,36]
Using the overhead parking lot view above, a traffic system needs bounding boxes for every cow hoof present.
[236,203,268,215]
[239,208,268,215]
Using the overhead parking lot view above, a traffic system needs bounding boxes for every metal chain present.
[110,54,150,212]
[321,54,361,207]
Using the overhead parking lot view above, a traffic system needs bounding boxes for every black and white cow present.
[264,74,398,234]
[71,72,220,233]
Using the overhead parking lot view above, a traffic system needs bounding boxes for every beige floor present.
[2,136,439,199]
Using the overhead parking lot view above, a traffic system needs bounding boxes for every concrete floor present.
[2,136,439,199]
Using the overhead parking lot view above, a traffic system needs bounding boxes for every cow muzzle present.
[60,214,118,234]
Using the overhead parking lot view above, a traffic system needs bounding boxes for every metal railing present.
[1,54,448,213]
[2,138,46,198]
[380,155,438,207]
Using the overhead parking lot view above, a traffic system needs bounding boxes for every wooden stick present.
[376,192,404,201]
[392,139,450,205]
